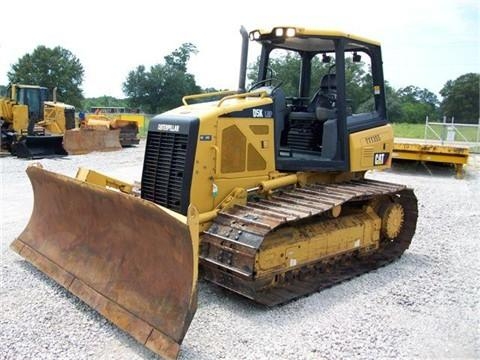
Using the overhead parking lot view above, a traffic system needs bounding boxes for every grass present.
[392,122,479,142]
[391,123,424,138]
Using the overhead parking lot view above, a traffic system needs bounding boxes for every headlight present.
[275,28,284,37]
[251,31,261,40]
[286,28,296,37]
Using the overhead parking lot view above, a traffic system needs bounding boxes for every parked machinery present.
[11,26,418,359]
[63,108,140,155]
[83,109,140,146]
[0,84,74,157]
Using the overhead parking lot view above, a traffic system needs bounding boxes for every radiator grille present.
[141,131,188,213]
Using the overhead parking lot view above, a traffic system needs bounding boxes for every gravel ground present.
[1,141,479,360]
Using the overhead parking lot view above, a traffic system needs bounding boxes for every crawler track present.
[200,179,418,306]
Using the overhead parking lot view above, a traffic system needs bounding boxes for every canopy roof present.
[249,26,380,52]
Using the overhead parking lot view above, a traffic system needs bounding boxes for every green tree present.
[400,102,435,123]
[123,65,149,109]
[246,53,444,124]
[7,45,84,107]
[247,54,374,113]
[247,53,332,97]
[396,85,439,123]
[123,43,201,113]
[440,73,479,123]
[397,85,438,105]
[247,52,302,96]
[358,81,403,122]
[385,83,403,122]
[81,96,129,112]
[164,43,197,72]
[344,59,374,113]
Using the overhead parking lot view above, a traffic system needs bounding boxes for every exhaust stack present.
[238,26,249,93]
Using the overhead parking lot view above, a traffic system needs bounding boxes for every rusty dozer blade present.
[11,165,199,360]
[63,128,122,155]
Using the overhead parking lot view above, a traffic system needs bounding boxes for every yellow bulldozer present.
[62,109,140,155]
[11,26,418,359]
[0,84,136,157]
[84,110,140,146]
[0,84,75,157]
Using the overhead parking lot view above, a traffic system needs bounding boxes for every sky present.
[1,0,478,99]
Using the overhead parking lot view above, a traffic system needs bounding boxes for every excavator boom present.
[11,166,199,360]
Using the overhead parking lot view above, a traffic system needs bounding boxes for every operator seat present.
[288,73,337,122]
[284,74,338,153]
[308,73,336,113]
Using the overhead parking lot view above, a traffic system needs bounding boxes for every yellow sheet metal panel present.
[216,117,275,178]
[42,104,67,134]
[0,98,14,120]
[247,143,267,171]
[12,105,29,132]
[349,124,394,172]
[185,94,276,214]
[249,124,269,135]
[221,125,247,173]
[256,212,381,277]
[213,116,275,209]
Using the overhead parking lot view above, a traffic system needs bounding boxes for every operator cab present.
[248,27,387,172]
[8,84,49,122]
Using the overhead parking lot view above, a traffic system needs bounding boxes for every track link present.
[200,179,418,306]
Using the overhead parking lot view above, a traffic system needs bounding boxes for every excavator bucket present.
[11,165,199,360]
[13,135,67,158]
[63,128,122,155]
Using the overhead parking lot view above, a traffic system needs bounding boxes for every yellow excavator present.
[11,26,418,359]
[0,84,75,157]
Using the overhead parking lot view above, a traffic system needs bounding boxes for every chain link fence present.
[424,116,480,153]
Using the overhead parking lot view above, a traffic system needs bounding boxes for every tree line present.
[3,44,479,123]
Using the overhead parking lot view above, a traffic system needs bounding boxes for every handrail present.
[217,90,267,108]
[211,145,220,176]
[182,90,237,106]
